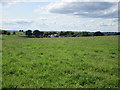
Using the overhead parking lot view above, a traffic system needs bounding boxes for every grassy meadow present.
[2,35,119,88]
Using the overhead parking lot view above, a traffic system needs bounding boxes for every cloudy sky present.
[0,0,119,32]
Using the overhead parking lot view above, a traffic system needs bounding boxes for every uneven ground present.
[2,35,119,88]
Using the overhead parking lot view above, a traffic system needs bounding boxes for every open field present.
[2,35,119,88]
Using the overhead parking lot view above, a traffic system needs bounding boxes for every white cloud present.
[46,2,118,18]
[34,0,119,18]
[60,0,119,2]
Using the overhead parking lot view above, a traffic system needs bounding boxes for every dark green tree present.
[59,31,65,37]
[19,30,21,32]
[25,30,32,37]
[2,30,7,34]
[93,31,104,36]
[19,30,23,32]
[33,30,43,38]
[82,32,90,36]
[7,32,11,35]
[13,32,16,35]
[43,32,49,37]
[115,32,120,35]
[66,31,75,37]
[40,31,44,38]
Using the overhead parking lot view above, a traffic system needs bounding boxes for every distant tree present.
[59,31,65,37]
[19,30,23,32]
[25,30,32,37]
[19,30,21,32]
[82,32,91,36]
[93,31,104,36]
[69,31,74,37]
[72,33,77,37]
[7,32,11,35]
[13,32,16,35]
[2,30,7,34]
[64,31,73,37]
[43,32,50,37]
[0,30,2,34]
[40,31,44,38]
[75,32,82,37]
[47,32,54,35]
[33,30,42,38]
[43,32,47,37]
[115,32,120,35]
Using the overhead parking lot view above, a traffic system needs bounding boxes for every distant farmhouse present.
[49,34,58,38]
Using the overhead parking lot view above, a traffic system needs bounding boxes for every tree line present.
[0,30,120,38]
[25,30,120,38]
[0,30,16,35]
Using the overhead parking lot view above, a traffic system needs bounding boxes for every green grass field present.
[2,35,119,88]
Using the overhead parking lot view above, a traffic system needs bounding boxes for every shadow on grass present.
[18,35,49,38]
[18,36,36,38]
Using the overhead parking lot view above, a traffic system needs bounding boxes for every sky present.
[0,0,119,32]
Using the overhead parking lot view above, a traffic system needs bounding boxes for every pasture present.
[2,35,119,88]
